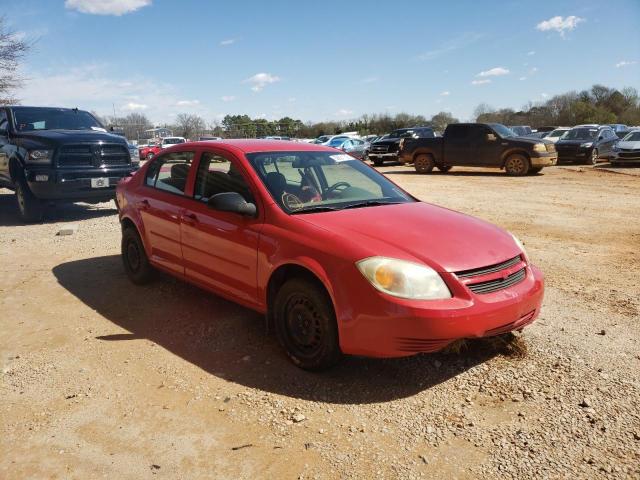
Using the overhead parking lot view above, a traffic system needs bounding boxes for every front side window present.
[193,152,253,202]
[145,151,194,195]
[247,151,414,213]
[488,124,516,138]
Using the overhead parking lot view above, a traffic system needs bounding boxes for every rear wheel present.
[587,149,598,165]
[437,165,452,173]
[414,154,435,174]
[504,154,530,176]
[274,278,342,370]
[121,227,154,284]
[15,175,44,223]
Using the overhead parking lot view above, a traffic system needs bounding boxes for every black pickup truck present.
[398,123,557,175]
[368,126,435,166]
[0,106,139,221]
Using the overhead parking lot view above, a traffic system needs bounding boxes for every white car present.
[611,129,640,166]
[161,136,186,148]
[543,127,571,143]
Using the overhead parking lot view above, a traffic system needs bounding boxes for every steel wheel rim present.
[285,294,323,357]
[126,240,141,273]
[16,185,26,214]
[507,157,524,173]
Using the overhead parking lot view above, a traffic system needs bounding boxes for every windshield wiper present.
[290,205,339,215]
[341,200,404,210]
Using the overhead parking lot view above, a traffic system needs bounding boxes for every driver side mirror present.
[207,192,256,217]
[486,133,497,141]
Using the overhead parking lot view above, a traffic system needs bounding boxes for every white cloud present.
[471,79,491,85]
[536,16,584,36]
[220,38,236,46]
[362,76,378,83]
[176,99,199,107]
[335,109,354,117]
[65,0,151,16]
[529,67,538,74]
[527,50,536,56]
[220,95,236,102]
[519,76,527,81]
[440,91,450,96]
[477,67,510,77]
[243,72,280,92]
[123,102,148,111]
[615,60,637,68]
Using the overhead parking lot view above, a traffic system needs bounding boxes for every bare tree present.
[175,113,206,139]
[0,16,31,105]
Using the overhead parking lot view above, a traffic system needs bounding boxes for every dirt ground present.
[1,163,639,479]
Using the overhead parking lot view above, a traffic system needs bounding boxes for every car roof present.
[179,139,339,154]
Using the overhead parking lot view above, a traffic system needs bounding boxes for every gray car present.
[327,137,367,160]
[611,129,640,166]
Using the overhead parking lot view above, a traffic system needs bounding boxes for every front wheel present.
[121,227,154,284]
[414,154,435,173]
[587,149,598,165]
[15,175,44,222]
[274,278,342,370]
[504,154,530,176]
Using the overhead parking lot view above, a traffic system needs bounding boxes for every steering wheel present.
[323,181,352,199]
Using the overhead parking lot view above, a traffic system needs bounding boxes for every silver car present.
[611,129,640,166]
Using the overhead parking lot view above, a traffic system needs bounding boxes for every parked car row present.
[139,136,187,160]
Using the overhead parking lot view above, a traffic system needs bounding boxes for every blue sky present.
[3,0,639,125]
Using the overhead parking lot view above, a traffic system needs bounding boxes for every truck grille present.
[57,143,130,168]
[455,255,527,294]
[370,144,389,154]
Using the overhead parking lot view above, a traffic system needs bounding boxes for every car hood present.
[372,138,400,146]
[618,140,640,150]
[297,202,520,273]
[14,129,128,148]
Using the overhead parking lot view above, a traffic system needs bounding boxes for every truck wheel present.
[587,149,598,165]
[414,154,435,174]
[372,158,383,166]
[15,175,44,222]
[437,165,452,173]
[274,278,342,370]
[121,227,154,285]
[504,154,530,176]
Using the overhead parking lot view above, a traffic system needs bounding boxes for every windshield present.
[246,151,414,213]
[489,123,516,138]
[12,108,103,131]
[563,128,598,141]
[164,138,184,144]
[622,131,640,142]
[548,129,567,138]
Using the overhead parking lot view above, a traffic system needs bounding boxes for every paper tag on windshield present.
[329,154,352,162]
[91,127,107,132]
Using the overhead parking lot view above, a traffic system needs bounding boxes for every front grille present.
[556,145,579,156]
[456,255,521,278]
[57,144,93,167]
[56,143,130,168]
[371,144,389,154]
[467,268,526,294]
[545,143,556,153]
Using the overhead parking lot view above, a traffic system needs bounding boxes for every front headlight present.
[26,149,53,164]
[356,257,451,300]
[580,142,593,148]
[532,143,547,153]
[129,148,140,162]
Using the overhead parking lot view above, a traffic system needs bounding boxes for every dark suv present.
[555,125,618,165]
[368,127,435,166]
[0,106,139,221]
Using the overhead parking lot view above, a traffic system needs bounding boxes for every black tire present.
[587,149,598,165]
[437,165,452,172]
[504,154,530,176]
[14,175,44,222]
[121,226,154,285]
[372,158,383,166]
[274,278,342,370]
[528,167,543,175]
[414,154,435,174]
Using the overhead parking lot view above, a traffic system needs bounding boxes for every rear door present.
[140,150,196,276]
[179,150,262,305]
[443,124,472,165]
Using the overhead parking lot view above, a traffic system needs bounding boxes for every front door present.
[472,125,504,166]
[140,150,196,276]
[179,150,262,305]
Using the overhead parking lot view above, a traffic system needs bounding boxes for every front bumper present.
[336,264,544,358]
[557,148,590,162]
[25,165,137,201]
[613,152,640,163]
[531,154,557,167]
[369,152,398,160]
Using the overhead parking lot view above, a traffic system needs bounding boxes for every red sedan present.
[116,140,544,370]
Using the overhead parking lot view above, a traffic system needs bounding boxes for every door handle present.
[137,199,150,210]
[182,212,198,224]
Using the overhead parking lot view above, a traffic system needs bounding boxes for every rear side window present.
[447,125,471,140]
[145,151,195,195]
